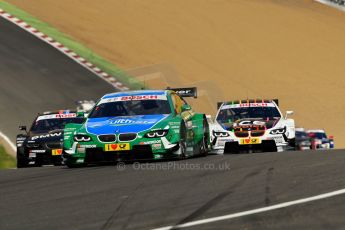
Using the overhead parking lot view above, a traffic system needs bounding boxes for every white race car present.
[211,99,295,154]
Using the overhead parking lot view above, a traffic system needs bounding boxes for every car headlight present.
[145,130,169,138]
[270,127,286,135]
[213,131,230,137]
[74,135,92,142]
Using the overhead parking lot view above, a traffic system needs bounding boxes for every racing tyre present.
[178,123,187,159]
[16,159,28,168]
[200,118,209,156]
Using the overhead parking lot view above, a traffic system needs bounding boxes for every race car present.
[16,110,85,168]
[211,99,295,154]
[63,88,210,167]
[307,129,334,150]
[295,128,312,151]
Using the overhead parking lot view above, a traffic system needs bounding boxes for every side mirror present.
[181,104,192,112]
[77,111,85,117]
[329,135,334,140]
[285,111,294,119]
[19,125,27,134]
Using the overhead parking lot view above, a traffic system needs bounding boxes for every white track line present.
[152,188,345,230]
[314,0,345,12]
[0,8,129,91]
[0,8,131,149]
[0,131,16,156]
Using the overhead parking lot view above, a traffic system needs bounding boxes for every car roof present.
[307,129,325,133]
[223,99,276,105]
[39,110,77,115]
[102,90,168,99]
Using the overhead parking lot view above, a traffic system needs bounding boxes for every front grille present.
[98,135,116,142]
[46,142,62,149]
[235,131,249,138]
[119,133,137,141]
[251,131,265,137]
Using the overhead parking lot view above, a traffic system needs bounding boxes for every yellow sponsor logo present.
[52,149,63,155]
[105,143,130,151]
[239,138,261,145]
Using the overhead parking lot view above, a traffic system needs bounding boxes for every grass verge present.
[0,1,143,89]
[0,145,16,169]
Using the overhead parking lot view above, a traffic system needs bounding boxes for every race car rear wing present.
[217,99,279,109]
[167,87,197,98]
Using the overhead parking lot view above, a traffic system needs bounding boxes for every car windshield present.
[312,132,327,139]
[89,100,172,118]
[217,106,281,124]
[31,117,85,132]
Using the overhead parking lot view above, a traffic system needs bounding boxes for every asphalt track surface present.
[0,18,114,142]
[1,14,345,230]
[1,150,345,230]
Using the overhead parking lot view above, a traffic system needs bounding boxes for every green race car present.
[63,88,210,167]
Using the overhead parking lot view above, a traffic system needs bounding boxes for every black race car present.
[16,110,85,168]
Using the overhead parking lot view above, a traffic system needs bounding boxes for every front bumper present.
[17,148,63,166]
[63,143,182,165]
[211,135,289,154]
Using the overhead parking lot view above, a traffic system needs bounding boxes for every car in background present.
[63,88,210,167]
[307,129,334,150]
[211,99,295,154]
[16,110,85,168]
[295,128,311,151]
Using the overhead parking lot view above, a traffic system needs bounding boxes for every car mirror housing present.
[285,111,294,119]
[77,111,85,117]
[19,125,28,134]
[181,104,192,112]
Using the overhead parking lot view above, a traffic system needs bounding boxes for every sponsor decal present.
[154,154,162,159]
[99,95,167,104]
[168,121,180,126]
[29,152,36,158]
[236,120,266,126]
[139,140,161,145]
[221,103,275,110]
[105,143,130,151]
[31,132,62,140]
[239,137,261,145]
[109,119,156,125]
[30,150,46,153]
[79,144,97,148]
[272,136,284,144]
[152,143,162,149]
[217,140,227,146]
[52,149,63,156]
[186,121,193,129]
[36,113,77,121]
[77,147,86,154]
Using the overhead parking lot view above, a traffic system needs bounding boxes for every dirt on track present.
[7,0,345,147]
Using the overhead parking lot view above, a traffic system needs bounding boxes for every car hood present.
[85,114,169,135]
[28,129,63,142]
[220,118,280,131]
